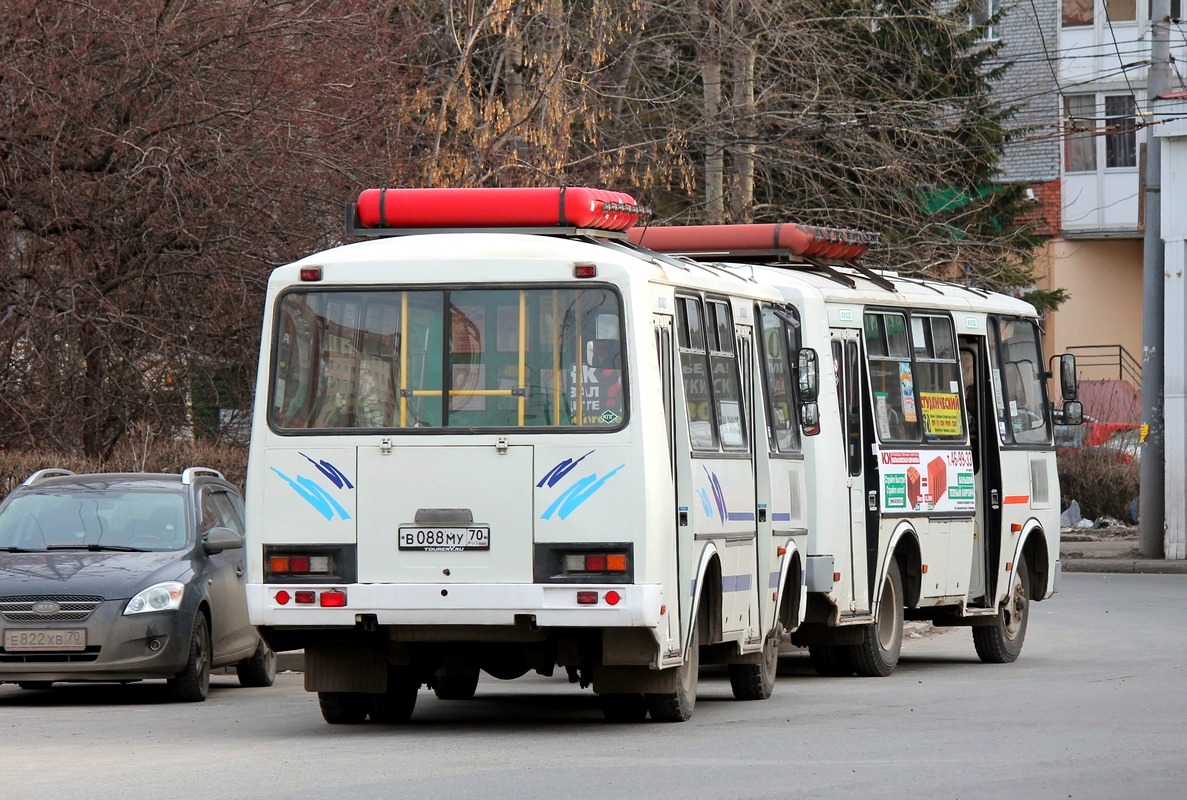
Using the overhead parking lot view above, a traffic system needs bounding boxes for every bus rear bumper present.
[247,583,664,629]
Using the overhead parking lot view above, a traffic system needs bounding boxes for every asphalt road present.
[3,573,1185,800]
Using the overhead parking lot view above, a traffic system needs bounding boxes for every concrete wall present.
[1043,237,1144,382]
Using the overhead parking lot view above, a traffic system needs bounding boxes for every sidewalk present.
[1060,533,1187,574]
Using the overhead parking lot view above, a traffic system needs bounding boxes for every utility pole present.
[1139,0,1171,558]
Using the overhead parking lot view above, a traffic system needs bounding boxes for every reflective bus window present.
[707,300,747,451]
[759,307,801,453]
[991,317,1051,445]
[269,287,625,431]
[864,312,920,441]
[911,315,965,442]
[677,296,716,450]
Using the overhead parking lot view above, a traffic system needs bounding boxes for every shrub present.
[0,425,247,502]
[1057,447,1139,523]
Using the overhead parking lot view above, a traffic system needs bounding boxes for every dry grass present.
[1057,447,1140,523]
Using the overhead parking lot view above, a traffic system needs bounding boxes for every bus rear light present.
[574,262,597,278]
[300,267,322,281]
[563,553,629,574]
[576,591,599,605]
[265,549,339,581]
[319,590,347,608]
[295,591,316,605]
[274,590,291,605]
[604,590,621,606]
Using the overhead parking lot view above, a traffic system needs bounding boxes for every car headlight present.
[124,582,185,615]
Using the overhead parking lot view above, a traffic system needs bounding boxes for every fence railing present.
[1067,344,1142,391]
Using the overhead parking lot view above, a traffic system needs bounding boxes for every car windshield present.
[0,490,188,552]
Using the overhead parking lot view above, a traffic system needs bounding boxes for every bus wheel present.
[850,560,904,677]
[600,693,648,722]
[432,667,479,700]
[369,667,420,723]
[729,626,781,700]
[318,691,370,724]
[646,626,699,722]
[808,645,855,677]
[973,554,1030,663]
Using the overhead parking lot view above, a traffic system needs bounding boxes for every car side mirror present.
[204,526,244,554]
[1052,353,1077,401]
[800,401,821,436]
[798,347,819,402]
[1061,400,1084,426]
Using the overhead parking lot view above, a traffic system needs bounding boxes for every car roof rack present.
[182,467,226,485]
[22,468,77,486]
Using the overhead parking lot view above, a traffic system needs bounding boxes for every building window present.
[1065,95,1097,172]
[1104,94,1137,168]
[970,0,1001,40]
[1106,0,1137,22]
[1063,0,1094,26]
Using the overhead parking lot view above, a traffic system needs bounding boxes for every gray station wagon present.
[0,468,274,701]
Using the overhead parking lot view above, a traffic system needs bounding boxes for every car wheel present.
[167,613,211,702]
[236,637,277,688]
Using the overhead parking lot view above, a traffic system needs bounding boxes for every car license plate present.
[398,526,490,552]
[4,628,87,652]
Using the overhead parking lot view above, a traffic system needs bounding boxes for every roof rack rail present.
[22,468,76,486]
[182,467,225,485]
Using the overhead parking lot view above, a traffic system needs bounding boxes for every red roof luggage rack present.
[347,187,651,237]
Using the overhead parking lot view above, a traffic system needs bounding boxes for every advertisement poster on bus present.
[876,447,975,514]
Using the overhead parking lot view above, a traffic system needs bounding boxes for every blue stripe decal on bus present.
[721,574,752,592]
[769,571,780,589]
[726,511,755,521]
[771,512,792,522]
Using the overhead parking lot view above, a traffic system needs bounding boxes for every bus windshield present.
[269,286,625,431]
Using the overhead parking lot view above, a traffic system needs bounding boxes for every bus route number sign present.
[398,526,490,552]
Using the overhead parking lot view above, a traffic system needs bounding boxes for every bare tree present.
[0,0,425,457]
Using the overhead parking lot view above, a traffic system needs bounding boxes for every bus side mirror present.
[798,348,819,402]
[1061,400,1084,426]
[800,401,821,436]
[1053,353,1077,401]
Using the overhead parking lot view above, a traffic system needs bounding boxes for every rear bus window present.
[269,286,626,431]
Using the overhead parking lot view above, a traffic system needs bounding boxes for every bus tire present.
[973,554,1030,664]
[369,667,420,723]
[728,626,780,700]
[646,625,698,722]
[600,692,649,722]
[318,691,370,724]
[432,667,479,700]
[808,644,855,677]
[850,559,904,677]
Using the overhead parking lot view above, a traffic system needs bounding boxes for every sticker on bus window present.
[899,362,917,423]
[920,392,963,437]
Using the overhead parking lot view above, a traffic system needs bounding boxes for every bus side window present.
[677,296,717,450]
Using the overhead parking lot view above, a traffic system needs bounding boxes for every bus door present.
[830,329,871,615]
[985,317,1055,601]
[959,334,1000,608]
[654,312,684,660]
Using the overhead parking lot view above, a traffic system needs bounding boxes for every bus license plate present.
[4,628,87,652]
[398,527,490,552]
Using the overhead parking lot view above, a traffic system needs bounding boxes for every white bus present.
[244,187,826,724]
[630,223,1082,677]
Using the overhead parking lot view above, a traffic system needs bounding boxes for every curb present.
[1061,558,1187,575]
[277,651,305,673]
